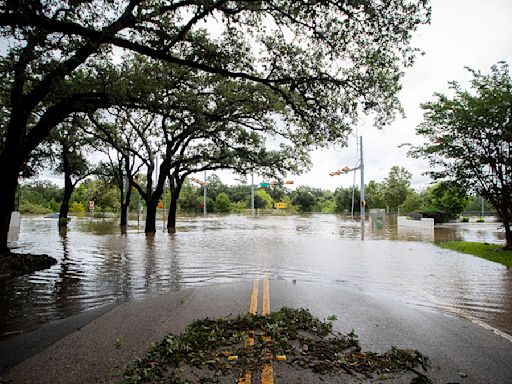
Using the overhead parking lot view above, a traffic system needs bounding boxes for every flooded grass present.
[123,307,431,384]
[437,241,512,268]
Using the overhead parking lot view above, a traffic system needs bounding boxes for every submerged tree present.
[408,62,512,248]
[0,0,430,252]
[50,116,95,225]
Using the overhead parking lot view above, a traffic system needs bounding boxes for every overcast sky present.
[209,0,512,191]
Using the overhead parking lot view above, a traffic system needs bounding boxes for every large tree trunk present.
[167,182,182,232]
[0,165,19,254]
[502,207,512,250]
[504,222,512,250]
[120,187,131,226]
[145,198,158,233]
[59,149,73,227]
[58,178,73,227]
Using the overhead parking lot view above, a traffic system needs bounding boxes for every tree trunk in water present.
[503,211,512,250]
[120,188,131,226]
[145,199,157,233]
[504,224,512,250]
[0,167,18,253]
[59,159,73,227]
[167,182,182,232]
[167,195,179,231]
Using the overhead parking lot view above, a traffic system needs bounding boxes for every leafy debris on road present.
[123,307,432,383]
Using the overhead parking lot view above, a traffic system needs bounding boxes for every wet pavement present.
[1,214,511,339]
[2,279,511,383]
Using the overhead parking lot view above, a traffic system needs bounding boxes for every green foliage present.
[476,218,485,223]
[69,201,85,213]
[18,181,63,214]
[408,62,512,246]
[462,217,470,223]
[19,201,52,214]
[319,199,337,214]
[400,191,424,214]
[437,241,512,268]
[254,189,273,210]
[383,166,413,211]
[123,307,431,384]
[422,182,468,220]
[178,180,200,213]
[291,186,320,212]
[215,193,231,213]
[69,178,121,213]
[334,187,359,214]
[230,201,247,214]
[365,181,386,209]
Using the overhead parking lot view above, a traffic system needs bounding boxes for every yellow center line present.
[238,277,260,384]
[249,277,259,315]
[261,274,274,384]
[262,275,270,316]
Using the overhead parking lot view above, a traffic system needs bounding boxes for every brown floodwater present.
[1,214,511,337]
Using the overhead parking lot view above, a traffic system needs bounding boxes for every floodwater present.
[1,214,511,338]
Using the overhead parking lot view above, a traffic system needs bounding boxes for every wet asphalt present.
[1,279,512,383]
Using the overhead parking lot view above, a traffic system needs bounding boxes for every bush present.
[215,192,231,213]
[462,217,470,222]
[19,201,52,214]
[231,200,246,213]
[69,201,86,213]
[422,211,452,223]
[476,217,485,223]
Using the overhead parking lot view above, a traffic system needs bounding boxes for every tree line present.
[18,166,487,220]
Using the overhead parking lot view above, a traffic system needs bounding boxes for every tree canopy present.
[408,62,512,248]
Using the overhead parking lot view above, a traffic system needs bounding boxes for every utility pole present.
[251,172,255,218]
[360,136,365,224]
[203,170,207,217]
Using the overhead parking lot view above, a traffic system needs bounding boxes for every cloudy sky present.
[214,0,512,191]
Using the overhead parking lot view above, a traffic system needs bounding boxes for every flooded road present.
[1,214,511,337]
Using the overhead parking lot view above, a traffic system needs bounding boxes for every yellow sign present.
[158,201,164,208]
[276,202,287,209]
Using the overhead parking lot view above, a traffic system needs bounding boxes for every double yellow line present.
[238,275,274,384]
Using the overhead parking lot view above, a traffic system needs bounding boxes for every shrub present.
[462,217,469,222]
[69,201,86,213]
[476,217,485,223]
[19,201,52,214]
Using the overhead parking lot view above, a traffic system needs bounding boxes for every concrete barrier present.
[397,215,434,230]
[7,212,20,243]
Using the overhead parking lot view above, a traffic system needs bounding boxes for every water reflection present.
[0,214,510,338]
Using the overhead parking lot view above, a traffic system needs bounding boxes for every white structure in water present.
[8,211,20,243]
[397,216,434,231]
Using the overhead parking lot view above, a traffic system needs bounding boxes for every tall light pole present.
[359,136,365,224]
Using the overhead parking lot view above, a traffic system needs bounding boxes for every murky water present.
[1,214,511,337]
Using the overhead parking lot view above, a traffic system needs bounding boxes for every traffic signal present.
[341,166,350,173]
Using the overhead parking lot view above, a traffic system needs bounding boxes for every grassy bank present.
[437,241,512,268]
